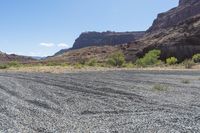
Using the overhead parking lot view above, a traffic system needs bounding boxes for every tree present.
[135,49,161,67]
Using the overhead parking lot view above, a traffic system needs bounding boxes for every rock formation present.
[148,0,200,32]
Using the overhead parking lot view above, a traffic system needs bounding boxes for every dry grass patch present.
[152,84,168,91]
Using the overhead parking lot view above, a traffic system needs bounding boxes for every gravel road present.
[0,70,200,133]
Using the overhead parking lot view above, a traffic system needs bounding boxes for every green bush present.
[78,58,88,65]
[87,59,97,66]
[0,64,8,69]
[60,63,69,67]
[46,62,60,66]
[122,62,135,68]
[192,54,200,63]
[135,49,161,67]
[183,59,195,69]
[107,51,125,67]
[7,61,21,67]
[166,57,178,65]
[74,63,84,69]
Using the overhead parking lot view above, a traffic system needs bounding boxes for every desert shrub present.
[135,49,161,67]
[60,63,69,67]
[122,62,135,68]
[73,63,84,69]
[87,59,97,66]
[0,64,8,69]
[183,59,195,69]
[46,62,60,66]
[78,58,88,65]
[107,51,125,67]
[7,61,21,67]
[166,57,178,65]
[43,62,69,67]
[192,54,200,63]
[152,84,168,91]
[98,62,110,68]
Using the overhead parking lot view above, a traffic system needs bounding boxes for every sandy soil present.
[0,70,200,132]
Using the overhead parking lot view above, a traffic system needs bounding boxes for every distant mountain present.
[54,31,145,56]
[31,56,46,60]
[0,51,35,63]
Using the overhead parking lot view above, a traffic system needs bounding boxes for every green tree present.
[192,54,200,63]
[87,59,97,66]
[135,49,161,67]
[107,51,125,67]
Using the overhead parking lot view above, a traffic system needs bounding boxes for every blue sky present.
[0,0,178,57]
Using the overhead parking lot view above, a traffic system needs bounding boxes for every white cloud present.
[40,43,55,47]
[57,43,70,48]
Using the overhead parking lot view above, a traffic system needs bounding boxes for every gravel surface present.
[0,70,200,133]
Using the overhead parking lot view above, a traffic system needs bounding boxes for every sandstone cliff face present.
[125,14,200,62]
[72,31,145,49]
[148,0,200,32]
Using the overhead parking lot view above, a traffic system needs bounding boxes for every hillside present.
[0,51,35,63]
[48,46,121,63]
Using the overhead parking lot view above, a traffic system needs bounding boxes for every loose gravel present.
[0,70,200,133]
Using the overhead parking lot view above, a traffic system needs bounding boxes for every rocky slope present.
[54,48,72,56]
[148,0,200,32]
[48,46,121,63]
[0,52,35,63]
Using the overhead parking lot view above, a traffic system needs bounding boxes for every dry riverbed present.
[0,70,200,132]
